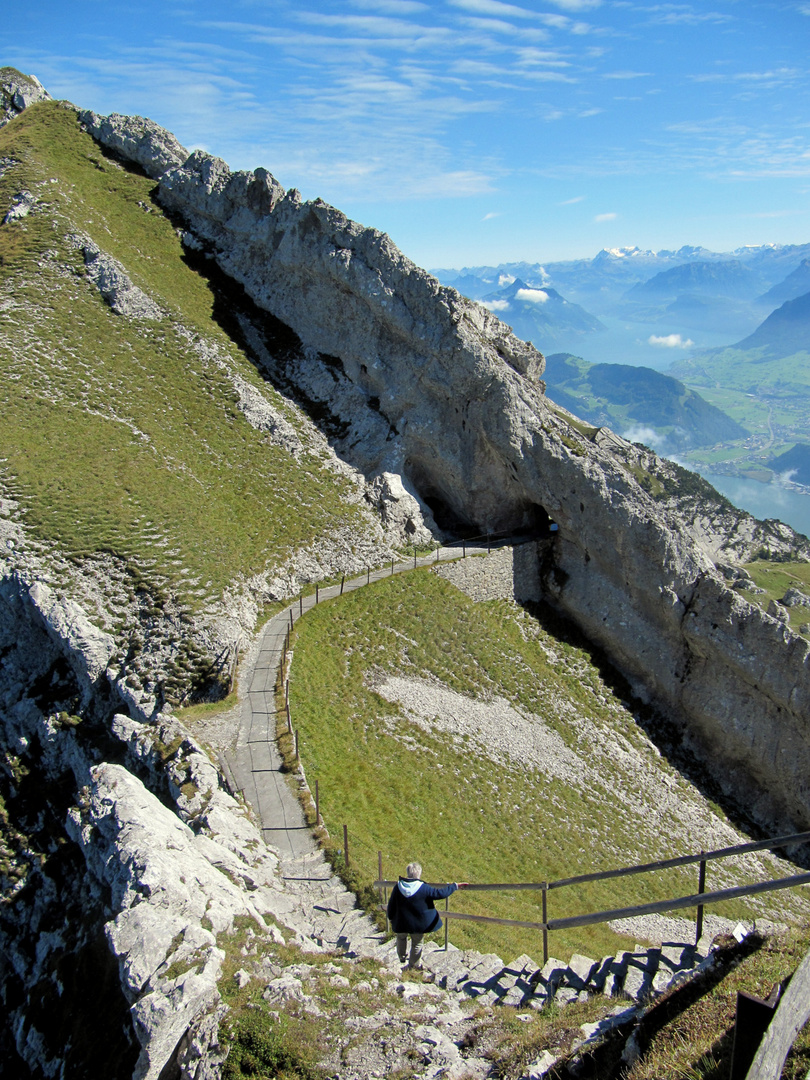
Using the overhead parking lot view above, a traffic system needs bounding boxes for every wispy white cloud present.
[646,8,732,25]
[648,333,694,348]
[350,0,430,12]
[623,425,666,449]
[595,212,617,221]
[559,195,585,204]
[448,0,543,18]
[548,0,602,9]
[603,70,652,79]
[482,298,511,310]
[483,211,503,219]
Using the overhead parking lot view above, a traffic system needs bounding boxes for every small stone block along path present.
[222,547,719,1015]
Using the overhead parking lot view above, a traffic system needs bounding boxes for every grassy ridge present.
[0,101,368,609]
[288,570,809,962]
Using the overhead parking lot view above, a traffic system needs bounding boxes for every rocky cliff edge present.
[77,105,810,842]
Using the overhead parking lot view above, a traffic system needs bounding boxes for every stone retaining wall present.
[434,543,542,605]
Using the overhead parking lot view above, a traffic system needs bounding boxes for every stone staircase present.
[260,847,729,1079]
[277,848,715,1011]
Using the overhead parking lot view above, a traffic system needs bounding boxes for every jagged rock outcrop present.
[79,109,188,180]
[0,570,302,1079]
[77,109,810,839]
[4,87,810,1079]
[68,233,165,319]
[0,67,50,128]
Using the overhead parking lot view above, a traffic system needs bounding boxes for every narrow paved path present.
[224,544,483,863]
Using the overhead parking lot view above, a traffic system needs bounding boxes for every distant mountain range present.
[732,290,810,357]
[436,245,810,482]
[623,260,767,301]
[478,278,604,352]
[756,259,810,307]
[543,353,747,453]
[771,443,810,486]
[434,243,810,318]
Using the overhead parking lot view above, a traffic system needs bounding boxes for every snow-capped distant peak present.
[594,246,653,262]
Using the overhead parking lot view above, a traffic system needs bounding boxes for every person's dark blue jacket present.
[387,877,458,934]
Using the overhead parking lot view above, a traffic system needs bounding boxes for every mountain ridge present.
[2,75,810,1080]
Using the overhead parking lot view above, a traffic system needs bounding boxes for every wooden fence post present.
[367,566,370,584]
[380,850,389,933]
[289,608,294,629]
[744,945,810,1080]
[286,701,292,733]
[315,779,320,826]
[315,583,319,604]
[294,729,299,759]
[299,595,303,617]
[343,824,350,867]
[391,559,394,575]
[340,574,345,595]
[696,855,706,944]
[542,884,549,963]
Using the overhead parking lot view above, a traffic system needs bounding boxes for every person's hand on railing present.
[456,882,470,889]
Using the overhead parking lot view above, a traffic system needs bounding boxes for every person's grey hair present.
[406,862,422,880]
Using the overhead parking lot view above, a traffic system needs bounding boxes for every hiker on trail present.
[387,862,467,970]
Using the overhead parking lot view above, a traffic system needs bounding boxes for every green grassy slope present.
[669,342,810,482]
[542,353,746,450]
[287,569,810,962]
[0,101,370,614]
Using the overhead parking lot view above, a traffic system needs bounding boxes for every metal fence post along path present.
[374,830,810,959]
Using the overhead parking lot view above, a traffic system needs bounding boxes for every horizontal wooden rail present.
[546,872,810,932]
[376,830,810,899]
[547,830,810,891]
[441,911,547,931]
[375,871,810,936]
[376,880,546,891]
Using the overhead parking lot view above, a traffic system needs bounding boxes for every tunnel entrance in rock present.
[417,485,474,534]
[408,458,556,539]
[514,502,555,537]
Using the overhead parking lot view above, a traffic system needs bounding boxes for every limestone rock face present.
[155,153,547,530]
[80,109,810,837]
[366,472,435,547]
[79,109,189,179]
[0,570,302,1080]
[0,68,51,127]
[66,760,283,1080]
[69,233,164,319]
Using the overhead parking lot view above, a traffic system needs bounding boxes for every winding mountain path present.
[225,545,478,858]
[221,542,495,956]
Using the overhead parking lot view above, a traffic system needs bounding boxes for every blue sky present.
[5,1,810,268]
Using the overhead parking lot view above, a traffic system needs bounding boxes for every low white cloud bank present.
[623,424,666,449]
[515,287,549,303]
[482,299,511,312]
[648,333,694,348]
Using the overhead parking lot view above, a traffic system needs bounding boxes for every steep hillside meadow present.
[2,69,810,1080]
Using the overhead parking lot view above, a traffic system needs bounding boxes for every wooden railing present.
[375,829,810,962]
